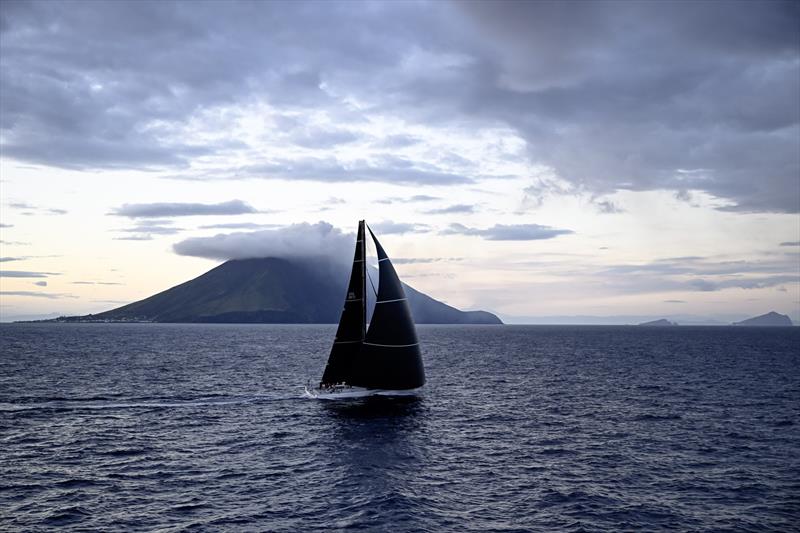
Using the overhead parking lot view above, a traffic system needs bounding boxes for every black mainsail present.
[320,220,366,386]
[319,221,425,391]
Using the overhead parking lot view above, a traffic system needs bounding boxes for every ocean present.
[1,323,798,532]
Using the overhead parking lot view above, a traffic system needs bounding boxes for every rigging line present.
[366,262,378,297]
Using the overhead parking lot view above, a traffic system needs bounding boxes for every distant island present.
[638,318,678,326]
[44,258,502,325]
[732,311,793,327]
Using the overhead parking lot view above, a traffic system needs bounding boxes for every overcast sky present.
[1,0,798,323]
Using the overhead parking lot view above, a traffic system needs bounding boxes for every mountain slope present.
[82,258,502,324]
[638,319,677,326]
[733,311,793,326]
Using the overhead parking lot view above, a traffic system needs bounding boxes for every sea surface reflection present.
[1,323,798,532]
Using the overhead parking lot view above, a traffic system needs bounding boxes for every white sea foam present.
[302,385,422,400]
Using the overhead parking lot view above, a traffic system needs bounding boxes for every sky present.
[0,0,798,323]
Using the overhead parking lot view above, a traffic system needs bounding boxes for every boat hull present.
[303,385,422,400]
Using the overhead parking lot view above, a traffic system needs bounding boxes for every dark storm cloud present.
[442,223,573,241]
[452,0,800,213]
[1,1,798,210]
[0,0,429,172]
[111,200,257,218]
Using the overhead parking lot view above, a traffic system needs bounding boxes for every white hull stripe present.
[353,259,364,262]
[376,297,407,304]
[364,342,419,348]
[378,257,391,262]
[334,340,362,344]
[345,298,361,302]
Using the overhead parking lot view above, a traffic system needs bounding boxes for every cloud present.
[0,270,60,278]
[198,222,280,230]
[595,200,624,214]
[0,290,77,299]
[111,200,257,218]
[442,223,574,240]
[379,134,421,148]
[173,221,354,262]
[392,257,463,264]
[454,1,800,213]
[585,254,800,296]
[230,157,473,186]
[33,281,47,287]
[0,240,30,246]
[0,257,24,262]
[688,279,717,292]
[663,300,686,303]
[368,220,431,235]
[112,218,184,240]
[601,256,798,277]
[113,235,153,241]
[780,241,800,247]
[422,204,475,215]
[6,202,67,215]
[8,202,35,209]
[116,219,184,236]
[688,276,799,292]
[0,1,797,211]
[71,281,123,285]
[288,128,360,149]
[376,195,441,204]
[0,223,13,228]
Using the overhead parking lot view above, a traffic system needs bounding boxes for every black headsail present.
[320,220,366,387]
[351,226,426,390]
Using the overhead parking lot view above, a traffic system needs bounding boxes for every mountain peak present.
[733,311,793,327]
[638,318,678,326]
[62,257,502,324]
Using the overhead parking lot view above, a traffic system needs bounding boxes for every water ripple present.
[1,323,798,531]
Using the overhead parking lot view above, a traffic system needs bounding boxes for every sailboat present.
[306,220,425,398]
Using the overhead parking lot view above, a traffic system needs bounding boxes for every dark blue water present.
[1,324,798,532]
